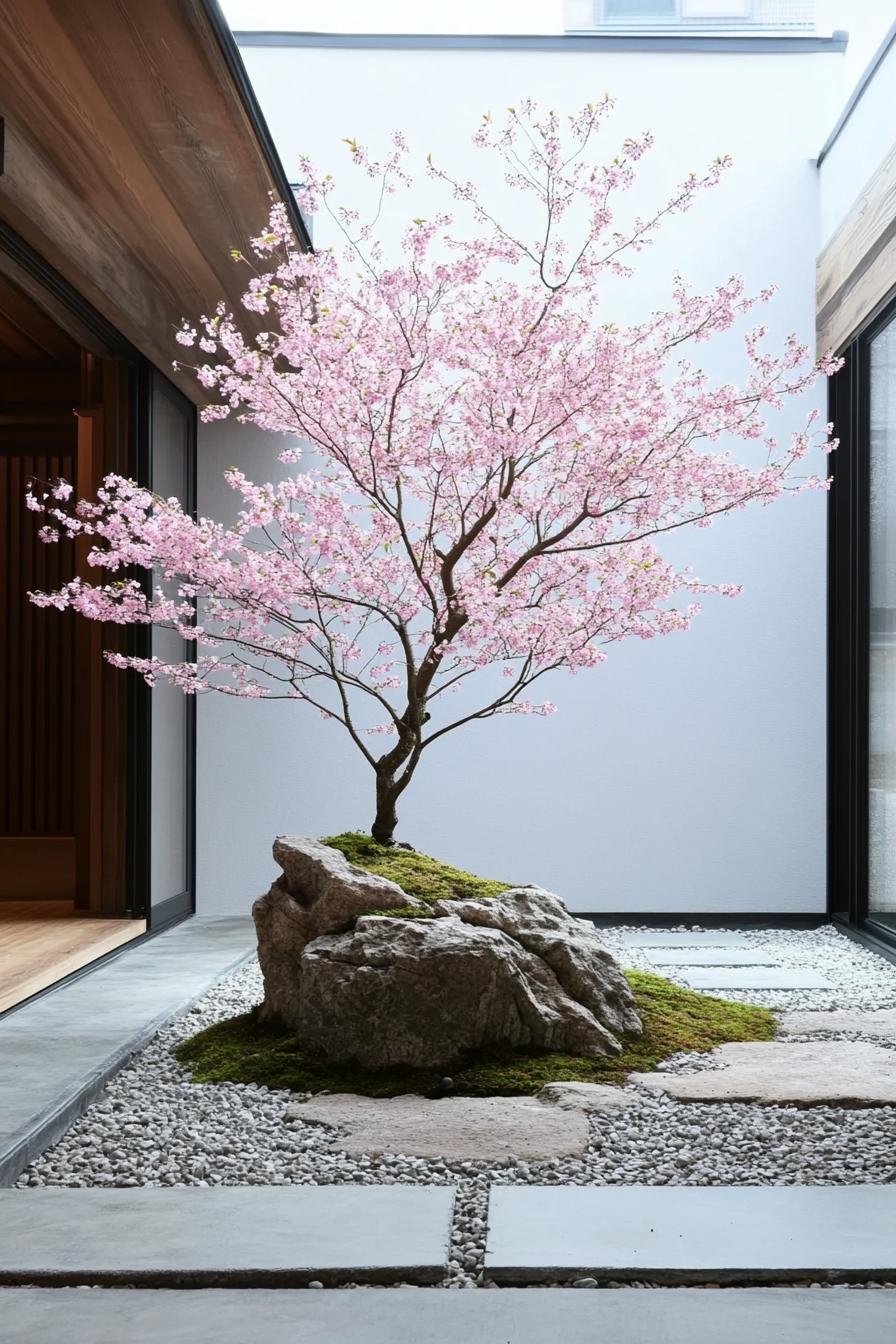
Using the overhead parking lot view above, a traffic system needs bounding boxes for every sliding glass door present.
[147,374,196,928]
[867,317,896,930]
[828,295,896,944]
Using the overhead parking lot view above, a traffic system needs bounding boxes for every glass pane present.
[868,317,896,928]
[604,0,677,16]
[149,386,190,911]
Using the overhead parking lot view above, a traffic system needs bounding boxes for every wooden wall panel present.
[0,273,132,914]
[0,837,75,899]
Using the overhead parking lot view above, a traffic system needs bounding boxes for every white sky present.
[222,1,896,106]
[223,2,566,35]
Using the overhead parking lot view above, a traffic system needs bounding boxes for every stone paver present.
[0,917,257,1186]
[622,932,753,948]
[4,1288,895,1344]
[646,948,778,966]
[679,967,832,990]
[779,1007,896,1039]
[630,1040,896,1106]
[0,1187,455,1285]
[485,1185,896,1283]
[287,1093,589,1159]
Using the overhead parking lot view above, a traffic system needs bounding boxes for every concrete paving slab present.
[630,1040,896,1106]
[646,948,779,966]
[4,1288,896,1344]
[622,932,753,948]
[779,1007,896,1039]
[0,917,257,1186]
[287,1093,589,1159]
[485,1185,896,1283]
[0,1186,455,1286]
[679,967,832,989]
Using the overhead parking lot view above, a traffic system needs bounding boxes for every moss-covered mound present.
[175,970,776,1099]
[323,831,510,906]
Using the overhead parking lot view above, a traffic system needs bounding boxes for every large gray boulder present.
[253,837,425,1026]
[299,915,623,1068]
[433,886,641,1038]
[252,838,641,1065]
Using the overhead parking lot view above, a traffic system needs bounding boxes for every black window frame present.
[828,286,896,947]
[132,366,198,932]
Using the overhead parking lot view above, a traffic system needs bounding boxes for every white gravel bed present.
[599,923,896,1011]
[14,929,896,1288]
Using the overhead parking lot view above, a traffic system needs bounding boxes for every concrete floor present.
[3,1288,895,1343]
[0,916,256,1185]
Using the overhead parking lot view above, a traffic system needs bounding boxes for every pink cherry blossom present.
[27,102,840,844]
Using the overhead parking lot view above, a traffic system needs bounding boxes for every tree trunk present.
[372,753,420,846]
[371,708,427,845]
[372,773,400,846]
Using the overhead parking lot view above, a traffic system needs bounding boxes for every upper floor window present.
[564,0,815,30]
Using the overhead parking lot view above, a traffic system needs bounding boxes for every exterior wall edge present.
[235,30,849,55]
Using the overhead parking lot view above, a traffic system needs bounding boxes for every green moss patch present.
[175,971,776,1099]
[365,904,437,920]
[323,831,511,906]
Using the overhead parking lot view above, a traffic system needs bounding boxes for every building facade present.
[819,23,896,949]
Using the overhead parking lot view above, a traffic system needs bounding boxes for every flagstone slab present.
[485,1185,896,1283]
[646,948,779,966]
[630,1040,896,1105]
[621,932,753,948]
[679,967,832,990]
[4,1288,896,1344]
[0,1186,455,1286]
[287,1093,590,1159]
[779,1007,896,1039]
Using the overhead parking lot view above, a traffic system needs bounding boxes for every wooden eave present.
[0,0,309,402]
[817,140,896,357]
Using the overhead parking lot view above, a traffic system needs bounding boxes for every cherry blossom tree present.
[28,101,839,845]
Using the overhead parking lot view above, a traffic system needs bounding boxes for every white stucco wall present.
[818,26,896,246]
[196,38,844,914]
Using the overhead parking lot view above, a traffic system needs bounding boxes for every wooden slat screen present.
[0,435,77,836]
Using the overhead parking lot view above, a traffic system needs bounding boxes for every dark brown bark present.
[371,728,423,846]
[369,614,459,843]
[372,772,401,846]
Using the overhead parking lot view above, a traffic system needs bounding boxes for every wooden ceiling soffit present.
[0,240,123,358]
[817,139,896,356]
[0,270,81,367]
[0,0,306,402]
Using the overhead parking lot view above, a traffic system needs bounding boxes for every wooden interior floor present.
[0,903,146,1013]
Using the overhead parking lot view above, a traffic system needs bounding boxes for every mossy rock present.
[175,970,777,1099]
[323,831,510,907]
